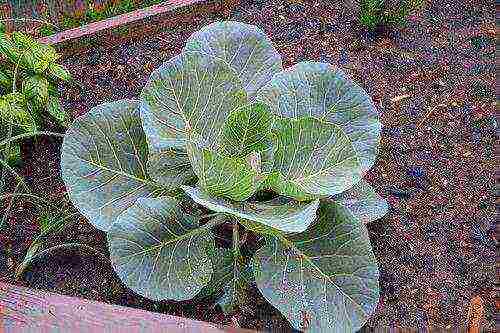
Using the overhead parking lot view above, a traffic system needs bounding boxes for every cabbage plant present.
[60,21,388,332]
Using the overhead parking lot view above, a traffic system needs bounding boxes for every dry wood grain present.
[0,282,252,332]
[37,0,207,45]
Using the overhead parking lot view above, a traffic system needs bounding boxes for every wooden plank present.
[0,282,252,332]
[37,0,208,45]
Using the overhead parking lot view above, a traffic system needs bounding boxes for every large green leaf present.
[253,201,380,332]
[267,116,362,201]
[256,62,381,177]
[0,92,36,132]
[60,99,164,231]
[140,51,246,151]
[331,179,389,224]
[184,21,283,98]
[182,186,320,233]
[22,75,49,110]
[108,196,216,301]
[196,245,253,314]
[146,147,195,189]
[140,51,247,188]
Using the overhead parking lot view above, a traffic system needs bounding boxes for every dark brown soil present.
[0,0,495,331]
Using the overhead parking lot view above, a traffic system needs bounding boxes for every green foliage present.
[359,0,425,31]
[60,21,389,331]
[38,23,55,37]
[0,30,71,168]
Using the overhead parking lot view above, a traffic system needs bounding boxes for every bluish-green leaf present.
[140,51,246,152]
[61,99,165,231]
[268,116,362,200]
[146,147,195,189]
[182,186,319,233]
[253,201,380,332]
[140,51,247,189]
[184,21,283,98]
[331,178,389,224]
[108,196,215,301]
[196,245,253,314]
[256,62,381,177]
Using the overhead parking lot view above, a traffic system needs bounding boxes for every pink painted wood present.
[0,282,252,332]
[38,0,207,45]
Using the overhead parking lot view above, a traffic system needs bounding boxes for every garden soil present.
[0,0,495,331]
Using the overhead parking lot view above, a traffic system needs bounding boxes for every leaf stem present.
[233,221,240,259]
[15,242,107,280]
[0,131,64,147]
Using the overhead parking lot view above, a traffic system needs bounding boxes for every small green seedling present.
[360,0,425,31]
[61,21,388,332]
[0,29,71,166]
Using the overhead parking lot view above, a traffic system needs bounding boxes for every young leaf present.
[331,178,389,224]
[182,186,320,233]
[0,67,12,89]
[9,32,59,73]
[184,21,283,97]
[0,92,36,132]
[46,95,66,126]
[187,143,260,201]
[48,63,72,82]
[107,196,216,301]
[0,33,21,63]
[253,201,380,332]
[60,99,165,231]
[22,75,49,110]
[269,116,362,200]
[219,102,275,172]
[256,62,382,177]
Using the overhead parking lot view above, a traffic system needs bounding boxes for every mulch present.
[0,0,495,331]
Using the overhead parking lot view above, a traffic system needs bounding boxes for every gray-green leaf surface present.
[108,196,215,301]
[184,21,283,98]
[140,51,246,152]
[182,186,319,233]
[256,62,381,177]
[253,201,380,332]
[61,99,163,231]
[331,178,388,224]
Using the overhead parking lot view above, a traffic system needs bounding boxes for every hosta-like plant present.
[60,21,388,332]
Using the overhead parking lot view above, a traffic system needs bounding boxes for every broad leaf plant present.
[0,28,71,165]
[60,21,388,332]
